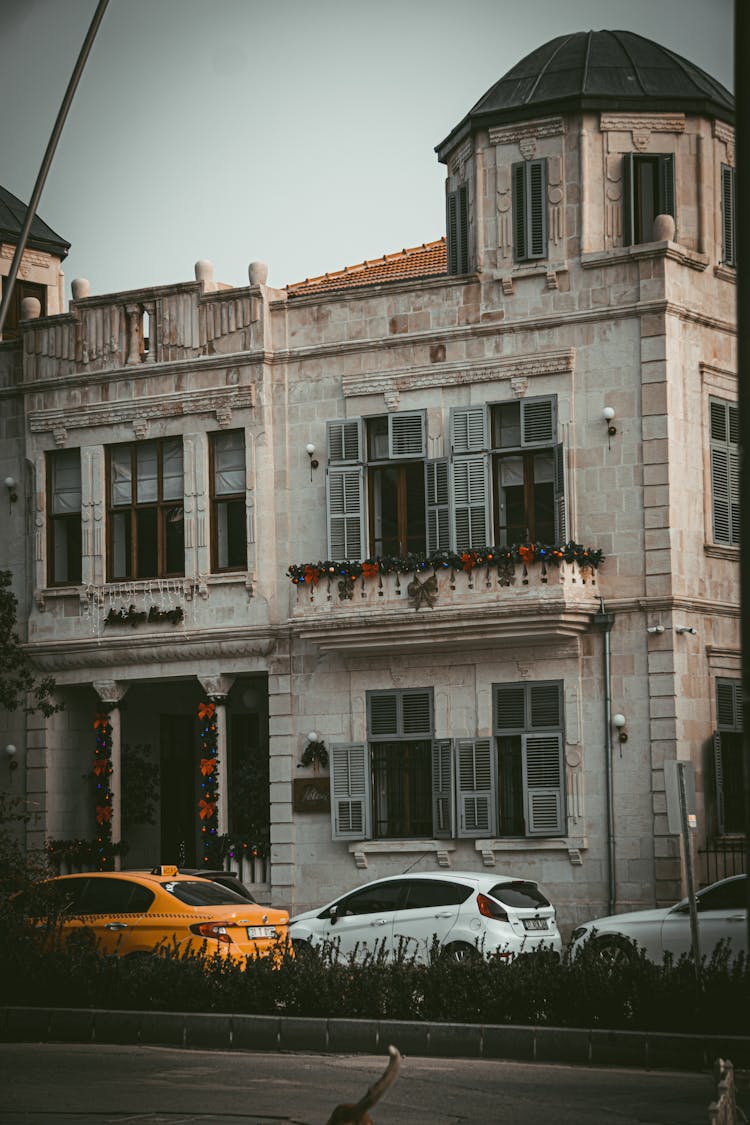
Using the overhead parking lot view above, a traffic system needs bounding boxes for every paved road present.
[0,1042,732,1124]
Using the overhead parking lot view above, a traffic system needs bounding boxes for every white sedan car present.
[569,874,747,966]
[289,871,562,964]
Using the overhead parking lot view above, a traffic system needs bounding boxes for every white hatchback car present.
[569,874,748,965]
[289,871,562,963]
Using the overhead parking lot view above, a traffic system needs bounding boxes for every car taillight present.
[476,893,509,922]
[189,922,232,944]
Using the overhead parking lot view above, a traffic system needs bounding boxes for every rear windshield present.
[163,881,251,907]
[489,881,550,909]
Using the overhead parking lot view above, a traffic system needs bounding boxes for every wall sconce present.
[5,744,18,777]
[299,730,329,771]
[646,625,665,635]
[4,476,18,508]
[612,714,628,743]
[602,407,616,449]
[305,443,319,481]
[675,625,697,635]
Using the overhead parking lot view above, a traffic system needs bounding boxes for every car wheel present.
[292,939,318,963]
[592,935,637,967]
[441,941,481,964]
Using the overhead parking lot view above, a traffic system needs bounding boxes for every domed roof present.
[437,30,734,159]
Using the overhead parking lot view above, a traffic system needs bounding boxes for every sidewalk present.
[2,1006,749,1071]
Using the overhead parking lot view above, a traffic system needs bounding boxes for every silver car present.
[569,874,748,966]
[289,871,562,963]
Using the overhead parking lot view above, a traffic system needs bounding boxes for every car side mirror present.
[329,904,339,926]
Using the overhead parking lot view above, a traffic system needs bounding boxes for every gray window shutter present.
[447,184,469,274]
[658,154,675,223]
[432,738,455,838]
[389,412,426,459]
[327,419,362,463]
[452,454,490,550]
[426,459,450,552]
[622,152,635,247]
[368,689,432,737]
[721,165,736,267]
[327,466,365,559]
[716,678,742,731]
[710,401,740,547]
[521,397,556,446]
[513,160,547,261]
[455,738,497,837]
[512,162,528,260]
[450,406,487,454]
[523,733,565,836]
[494,684,526,731]
[330,743,371,840]
[529,681,563,728]
[713,729,726,836]
[553,442,567,541]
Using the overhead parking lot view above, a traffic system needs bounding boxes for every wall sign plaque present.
[293,776,331,814]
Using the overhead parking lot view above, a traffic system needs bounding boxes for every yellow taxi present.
[28,866,289,966]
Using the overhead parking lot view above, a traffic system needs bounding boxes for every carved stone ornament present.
[215,404,233,428]
[384,389,401,411]
[510,376,529,398]
[632,131,650,152]
[599,112,685,135]
[489,116,565,147]
[29,387,254,438]
[132,417,150,440]
[93,679,128,706]
[519,137,537,160]
[52,425,68,448]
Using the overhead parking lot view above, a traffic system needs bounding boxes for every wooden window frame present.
[106,438,184,581]
[209,430,247,573]
[46,448,82,587]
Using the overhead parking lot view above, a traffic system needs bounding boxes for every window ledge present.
[581,243,709,272]
[714,264,736,284]
[704,544,739,562]
[475,836,588,867]
[348,839,456,870]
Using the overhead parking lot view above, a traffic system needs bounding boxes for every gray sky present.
[0,0,734,299]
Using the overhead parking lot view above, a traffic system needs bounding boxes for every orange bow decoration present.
[93,713,109,730]
[198,702,216,721]
[304,564,321,586]
[93,758,109,776]
[362,562,379,579]
[461,551,478,573]
[199,798,217,821]
[519,545,535,567]
[95,805,112,825]
[200,757,216,777]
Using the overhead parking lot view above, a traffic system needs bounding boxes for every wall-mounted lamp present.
[305,443,319,481]
[612,714,628,743]
[675,625,697,635]
[4,476,18,508]
[299,730,329,771]
[5,744,18,777]
[646,625,665,635]
[602,407,616,449]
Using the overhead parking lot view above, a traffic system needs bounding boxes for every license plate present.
[247,926,277,940]
[523,918,548,931]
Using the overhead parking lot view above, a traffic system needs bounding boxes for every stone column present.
[93,680,129,869]
[125,304,142,365]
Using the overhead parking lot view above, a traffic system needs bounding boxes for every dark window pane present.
[497,736,525,835]
[404,462,426,553]
[111,511,132,579]
[372,741,432,838]
[489,880,549,908]
[164,506,184,573]
[696,877,746,912]
[164,880,249,907]
[217,499,246,569]
[136,508,158,577]
[337,881,406,916]
[404,880,472,908]
[77,877,155,914]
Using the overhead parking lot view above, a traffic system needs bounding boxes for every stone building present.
[0,30,738,935]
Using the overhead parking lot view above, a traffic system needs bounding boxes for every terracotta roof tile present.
[287,238,446,297]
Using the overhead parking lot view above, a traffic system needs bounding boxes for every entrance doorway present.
[159,715,197,865]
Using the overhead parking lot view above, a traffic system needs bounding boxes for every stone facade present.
[0,43,738,938]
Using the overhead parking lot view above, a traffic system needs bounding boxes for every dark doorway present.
[228,712,270,858]
[159,715,196,865]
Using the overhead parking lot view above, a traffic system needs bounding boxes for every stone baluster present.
[125,303,142,365]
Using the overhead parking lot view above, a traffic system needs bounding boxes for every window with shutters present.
[512,159,547,261]
[47,449,82,585]
[369,689,434,838]
[709,398,740,547]
[713,678,744,836]
[447,183,470,274]
[493,681,565,837]
[622,153,675,246]
[107,438,184,580]
[490,397,563,545]
[721,164,736,268]
[210,430,247,571]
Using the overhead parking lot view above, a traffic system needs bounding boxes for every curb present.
[1,1007,748,1071]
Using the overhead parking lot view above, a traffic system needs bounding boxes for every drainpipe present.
[593,598,616,915]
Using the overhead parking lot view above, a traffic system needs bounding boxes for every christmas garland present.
[45,837,130,873]
[288,541,603,587]
[198,701,220,865]
[92,711,115,870]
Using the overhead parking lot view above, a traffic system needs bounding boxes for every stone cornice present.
[581,242,709,273]
[341,349,574,399]
[489,117,565,145]
[599,112,685,134]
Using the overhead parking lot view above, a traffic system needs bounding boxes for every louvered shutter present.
[716,678,742,730]
[721,165,736,267]
[389,412,426,458]
[451,406,487,453]
[512,162,528,261]
[447,185,469,274]
[710,401,739,546]
[713,729,726,836]
[622,152,635,247]
[553,442,567,541]
[447,190,458,274]
[529,681,563,728]
[327,419,362,463]
[658,154,675,224]
[327,466,365,559]
[432,739,455,838]
[401,689,432,734]
[426,459,450,551]
[369,692,399,736]
[456,738,497,837]
[368,689,432,737]
[452,455,490,550]
[521,397,556,446]
[494,683,526,730]
[523,733,565,835]
[330,743,371,840]
[528,160,547,258]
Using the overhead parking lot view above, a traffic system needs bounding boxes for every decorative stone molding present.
[28,386,254,437]
[1,244,51,269]
[383,389,400,411]
[197,673,236,700]
[52,425,68,448]
[342,349,574,400]
[132,417,150,440]
[510,376,529,398]
[501,276,515,296]
[489,116,565,147]
[352,851,368,869]
[448,140,473,177]
[93,679,129,706]
[519,136,537,160]
[599,112,685,136]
